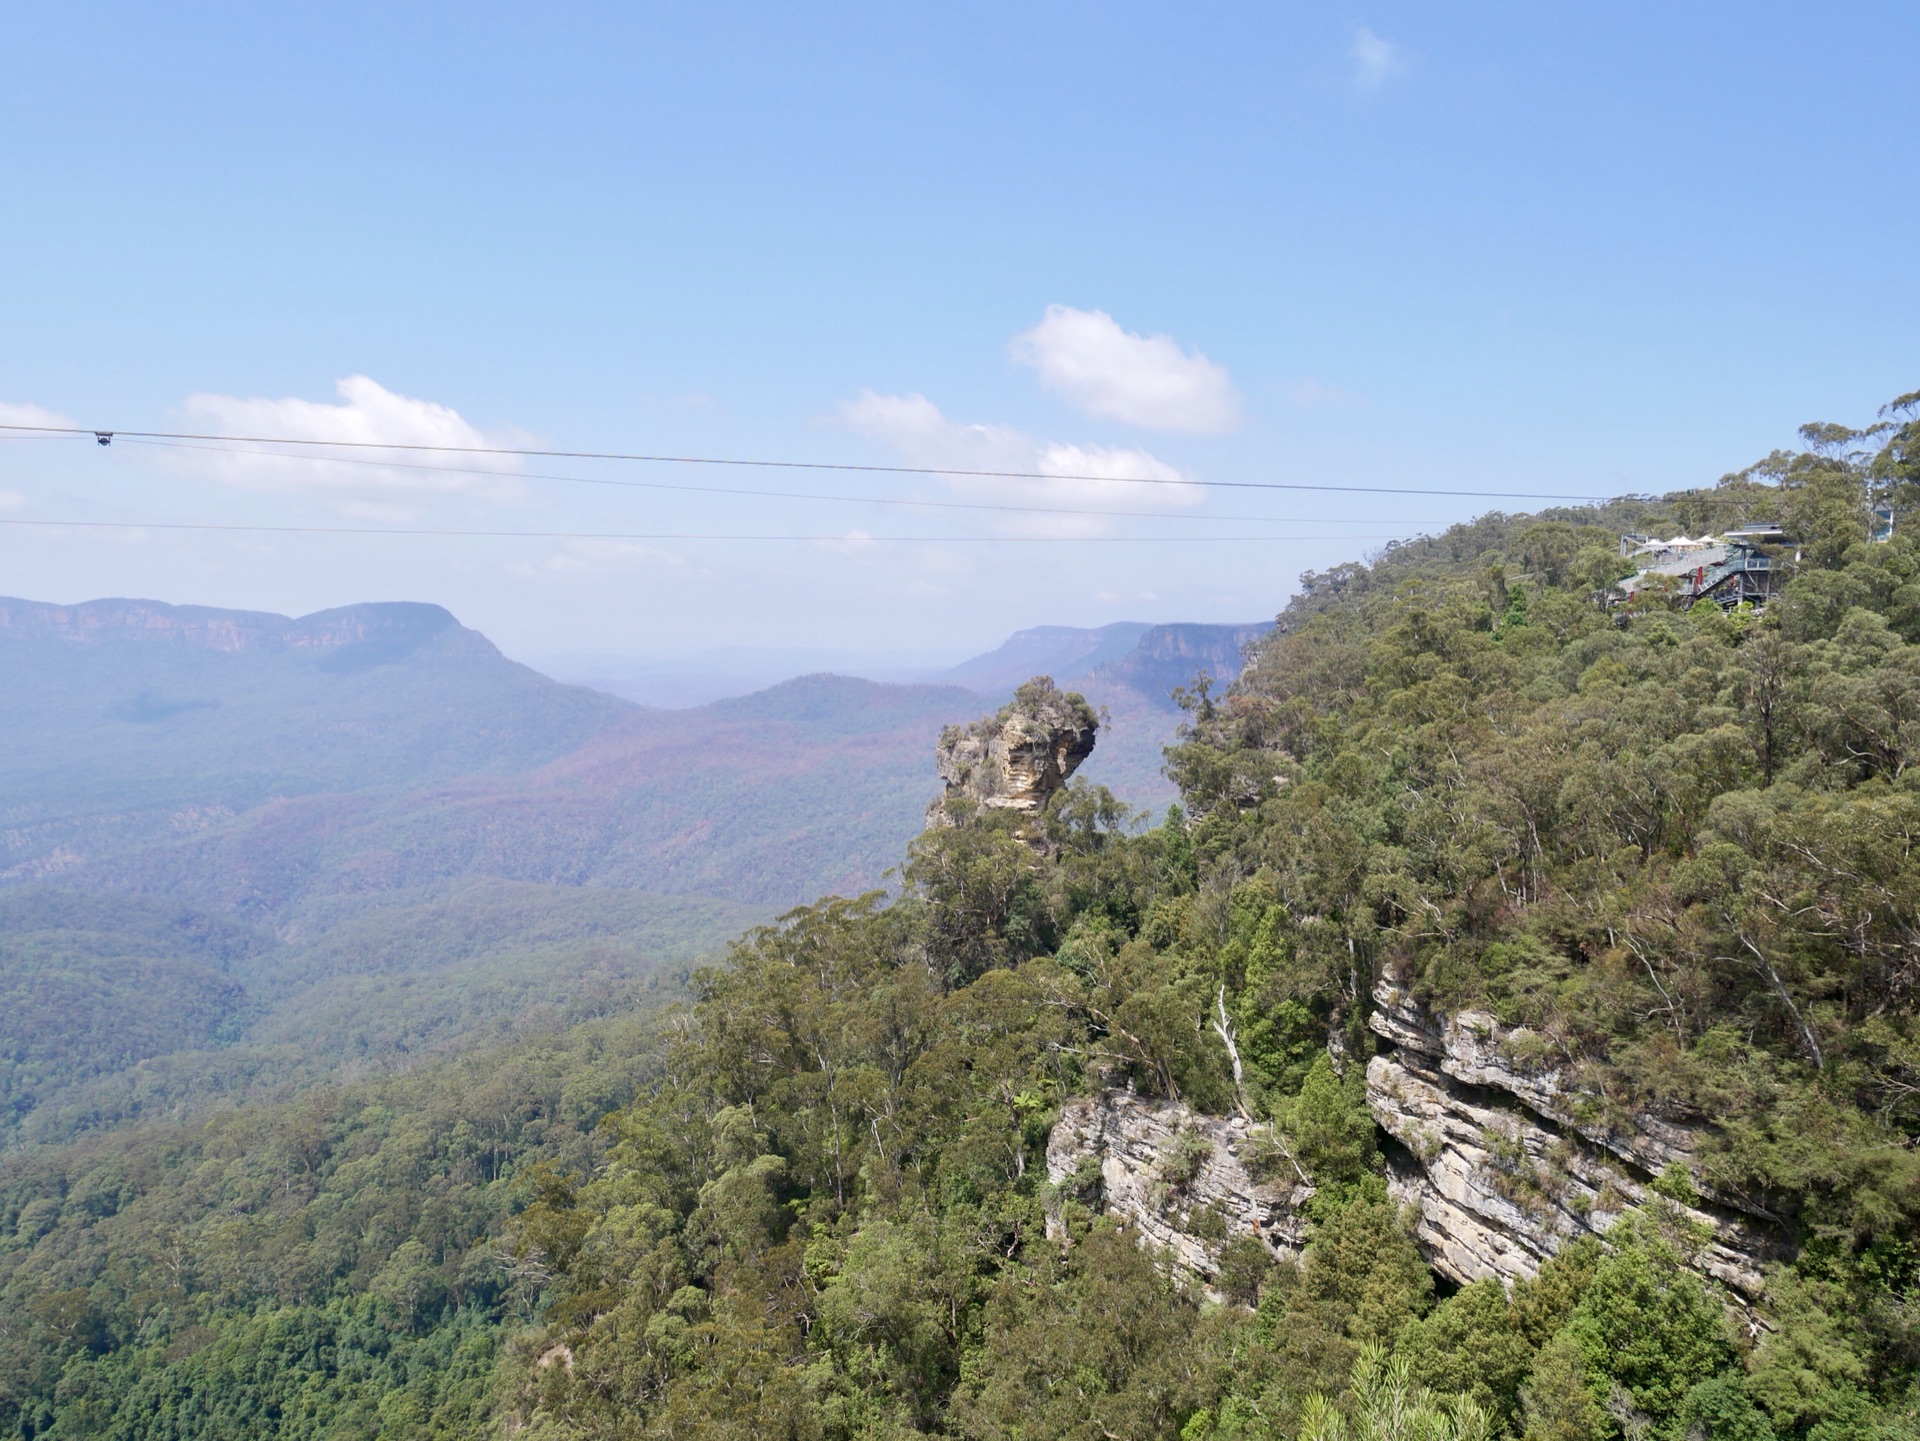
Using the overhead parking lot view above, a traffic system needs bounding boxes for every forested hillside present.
[490,395,1920,1439]
[0,882,760,1148]
[0,599,1248,1154]
[0,628,976,1147]
[0,599,628,877]
[1,1014,665,1439]
[67,674,984,917]
[5,393,1919,1439]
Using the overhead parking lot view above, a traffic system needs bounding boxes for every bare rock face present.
[1366,981,1779,1300]
[926,677,1098,834]
[1045,1090,1312,1283]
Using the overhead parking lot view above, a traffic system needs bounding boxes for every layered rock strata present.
[926,676,1098,835]
[1045,1090,1312,1281]
[1366,982,1777,1299]
[1042,987,1781,1306]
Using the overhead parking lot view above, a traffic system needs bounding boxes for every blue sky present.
[2,2,1914,661]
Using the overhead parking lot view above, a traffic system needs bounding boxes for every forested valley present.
[6,392,1920,1439]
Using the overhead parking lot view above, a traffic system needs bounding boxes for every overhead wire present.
[0,421,1623,503]
[115,437,1448,528]
[0,518,1413,543]
[0,417,1625,547]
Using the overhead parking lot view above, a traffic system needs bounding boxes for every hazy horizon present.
[3,9,1915,1429]
[5,4,1914,657]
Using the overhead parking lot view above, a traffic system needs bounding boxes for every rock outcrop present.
[1366,982,1779,1300]
[1040,981,1784,1307]
[1045,1090,1311,1282]
[926,677,1098,836]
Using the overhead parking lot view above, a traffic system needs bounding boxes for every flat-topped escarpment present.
[0,596,472,655]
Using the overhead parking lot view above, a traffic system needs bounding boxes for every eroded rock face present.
[1045,1090,1312,1282]
[926,677,1098,834]
[1366,982,1778,1299]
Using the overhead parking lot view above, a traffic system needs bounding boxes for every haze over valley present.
[0,592,1261,1148]
[3,6,1916,1437]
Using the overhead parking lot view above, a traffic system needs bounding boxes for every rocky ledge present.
[1366,982,1779,1300]
[1041,987,1782,1307]
[926,676,1098,837]
[1045,1090,1312,1284]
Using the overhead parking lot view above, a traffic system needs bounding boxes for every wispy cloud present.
[1280,376,1360,408]
[838,389,1203,537]
[644,391,721,413]
[0,400,77,432]
[813,529,878,556]
[171,376,524,515]
[1350,27,1407,92]
[0,403,77,514]
[1009,305,1240,434]
[506,537,689,580]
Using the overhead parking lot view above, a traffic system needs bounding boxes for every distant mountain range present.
[531,617,1271,804]
[535,619,1267,711]
[918,619,1272,802]
[0,593,1268,1142]
[0,597,625,867]
[534,643,970,710]
[922,621,1159,691]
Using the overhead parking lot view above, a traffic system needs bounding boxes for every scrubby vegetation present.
[4,393,1919,1438]
[0,1016,665,1440]
[0,882,756,1148]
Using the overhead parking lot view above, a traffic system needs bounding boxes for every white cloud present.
[813,529,878,556]
[0,401,77,432]
[0,404,75,515]
[507,538,687,580]
[1009,305,1240,434]
[1351,27,1406,92]
[1280,376,1359,408]
[173,375,523,508]
[838,389,1203,536]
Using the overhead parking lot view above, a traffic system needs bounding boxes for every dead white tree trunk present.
[1213,984,1251,1120]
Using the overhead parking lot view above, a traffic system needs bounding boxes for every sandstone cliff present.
[1365,981,1779,1301]
[1042,982,1784,1307]
[0,596,471,655]
[1046,1090,1311,1285]
[926,676,1098,836]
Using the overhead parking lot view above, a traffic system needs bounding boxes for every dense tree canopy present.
[4,392,1919,1438]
